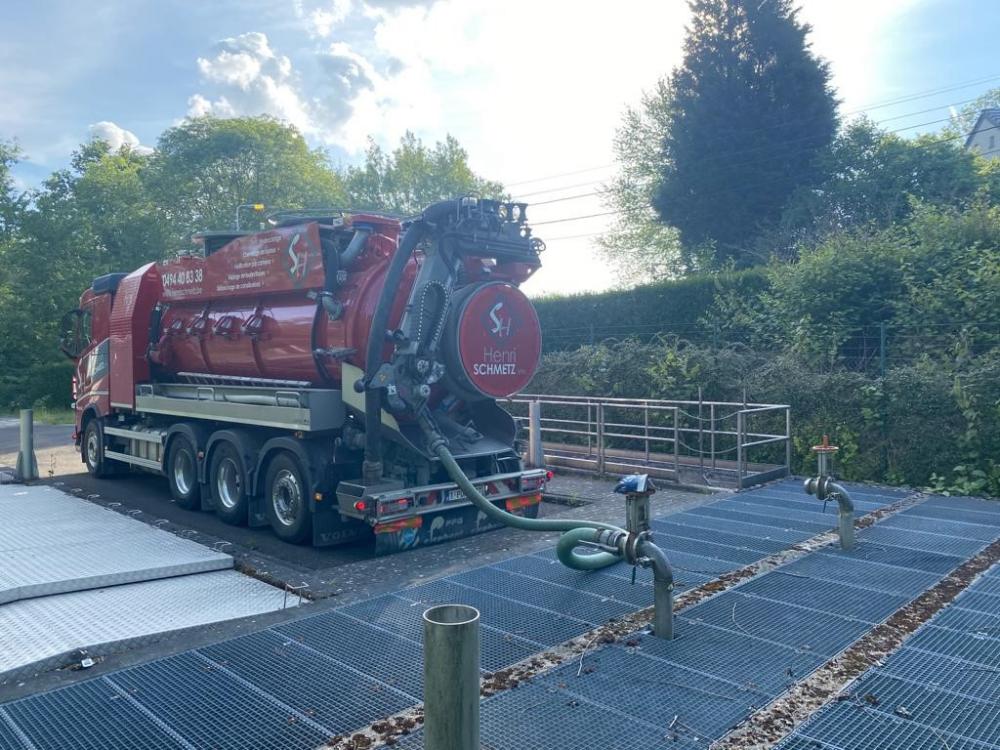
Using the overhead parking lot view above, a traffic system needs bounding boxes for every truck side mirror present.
[58,309,84,359]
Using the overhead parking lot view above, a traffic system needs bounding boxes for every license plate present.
[445,488,467,503]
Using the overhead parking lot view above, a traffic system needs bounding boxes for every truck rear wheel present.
[209,442,249,525]
[166,435,201,510]
[264,452,312,544]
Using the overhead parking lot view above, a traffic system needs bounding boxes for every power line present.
[508,71,1000,198]
[529,118,1000,230]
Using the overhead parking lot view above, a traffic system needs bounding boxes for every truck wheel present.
[264,452,312,544]
[209,442,249,525]
[83,419,115,478]
[166,436,201,510]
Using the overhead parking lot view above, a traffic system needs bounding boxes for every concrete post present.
[528,400,543,468]
[15,409,38,482]
[423,604,480,750]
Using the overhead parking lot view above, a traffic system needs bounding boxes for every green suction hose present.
[432,443,624,570]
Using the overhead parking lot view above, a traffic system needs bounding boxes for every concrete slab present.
[0,484,231,605]
[0,570,300,682]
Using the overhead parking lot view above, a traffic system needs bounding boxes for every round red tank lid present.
[456,282,542,398]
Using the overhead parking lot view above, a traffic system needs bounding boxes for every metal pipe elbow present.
[827,481,855,514]
[636,536,674,590]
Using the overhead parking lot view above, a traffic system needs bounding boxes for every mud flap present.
[372,496,541,556]
[311,505,370,547]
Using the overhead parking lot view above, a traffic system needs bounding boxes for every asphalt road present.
[0,420,73,454]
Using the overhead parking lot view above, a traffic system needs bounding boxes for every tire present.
[209,442,249,525]
[263,451,312,544]
[82,419,115,478]
[166,435,201,510]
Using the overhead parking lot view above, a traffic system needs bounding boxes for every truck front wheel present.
[83,419,115,478]
[209,442,249,525]
[264,452,312,544]
[166,436,201,510]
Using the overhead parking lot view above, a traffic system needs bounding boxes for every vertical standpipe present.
[423,604,481,750]
[15,409,38,482]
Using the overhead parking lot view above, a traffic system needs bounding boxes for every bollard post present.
[15,409,39,482]
[423,604,480,750]
[528,400,543,469]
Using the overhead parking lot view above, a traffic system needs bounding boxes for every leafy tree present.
[598,80,685,283]
[653,0,837,268]
[941,86,1000,141]
[344,132,503,215]
[145,116,347,246]
[775,118,994,251]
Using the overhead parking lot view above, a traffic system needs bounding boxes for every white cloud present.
[88,121,153,155]
[188,31,379,149]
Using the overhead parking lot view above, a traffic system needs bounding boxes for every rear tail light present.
[71,375,78,400]
[545,470,554,481]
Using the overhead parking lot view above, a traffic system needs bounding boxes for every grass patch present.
[2,407,75,425]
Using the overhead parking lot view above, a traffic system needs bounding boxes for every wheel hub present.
[272,469,301,527]
[173,450,194,496]
[217,459,241,509]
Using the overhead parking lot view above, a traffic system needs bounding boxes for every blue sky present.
[3,0,999,294]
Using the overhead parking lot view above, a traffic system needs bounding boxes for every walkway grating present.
[5,480,997,750]
[776,560,1000,750]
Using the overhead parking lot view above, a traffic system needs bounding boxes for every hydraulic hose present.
[432,440,624,570]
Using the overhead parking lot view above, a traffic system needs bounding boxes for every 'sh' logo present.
[287,233,307,284]
[489,301,512,338]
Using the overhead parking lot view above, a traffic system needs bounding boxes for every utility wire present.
[506,71,1000,191]
[529,119,1000,229]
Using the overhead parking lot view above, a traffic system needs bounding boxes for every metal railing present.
[509,393,791,489]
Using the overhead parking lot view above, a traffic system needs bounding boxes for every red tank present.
[147,212,542,397]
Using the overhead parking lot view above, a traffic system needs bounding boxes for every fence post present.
[423,605,480,750]
[785,407,792,478]
[736,411,745,489]
[587,402,593,458]
[697,388,705,475]
[644,403,650,463]
[673,407,680,479]
[879,321,887,378]
[710,403,716,472]
[528,400,543,468]
[596,402,605,475]
[16,409,38,482]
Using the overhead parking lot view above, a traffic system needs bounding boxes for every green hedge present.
[533,269,770,350]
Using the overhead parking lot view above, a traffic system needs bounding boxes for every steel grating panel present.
[0,485,231,605]
[947,590,1000,615]
[731,492,884,516]
[656,515,806,547]
[905,624,1000,668]
[773,736,839,750]
[631,620,825,697]
[336,593,543,670]
[735,572,909,623]
[394,579,593,647]
[795,702,985,750]
[478,679,669,750]
[642,526,767,564]
[446,567,636,624]
[921,494,1000,515]
[680,591,871,658]
[684,505,831,534]
[110,651,329,750]
[969,574,1000,597]
[200,629,416,733]
[0,711,25,750]
[880,647,1000,703]
[817,540,964,575]
[779,552,941,597]
[497,556,664,608]
[879,514,999,542]
[902,504,1000,527]
[931,603,1000,635]
[857,525,986,558]
[715,499,847,529]
[847,671,1000,746]
[0,570,297,681]
[534,645,761,745]
[276,611,424,698]
[3,678,188,750]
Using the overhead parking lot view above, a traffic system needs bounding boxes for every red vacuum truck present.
[58,198,549,552]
